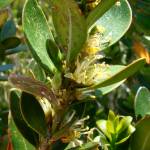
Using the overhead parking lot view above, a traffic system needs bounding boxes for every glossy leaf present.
[89,58,146,89]
[5,44,27,55]
[116,116,132,133]
[86,0,116,28]
[97,80,126,95]
[23,0,56,73]
[94,0,132,50]
[97,110,135,146]
[10,91,39,147]
[0,20,16,41]
[130,117,150,150]
[46,39,62,71]
[0,64,13,72]
[76,80,125,100]
[0,0,13,8]
[8,74,59,108]
[96,120,111,140]
[20,92,49,137]
[51,0,87,63]
[8,116,35,150]
[1,37,21,50]
[135,87,150,117]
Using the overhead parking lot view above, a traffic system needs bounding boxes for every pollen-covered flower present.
[83,25,105,55]
[65,55,110,86]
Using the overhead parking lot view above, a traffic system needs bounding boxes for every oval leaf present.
[5,44,27,55]
[9,116,36,150]
[135,87,150,117]
[93,0,132,50]
[130,117,150,150]
[51,0,87,63]
[10,91,39,147]
[8,74,59,108]
[46,39,62,71]
[0,64,13,72]
[23,0,56,73]
[89,58,145,89]
[86,0,116,29]
[97,80,126,95]
[1,37,21,50]
[0,20,16,41]
[20,92,48,137]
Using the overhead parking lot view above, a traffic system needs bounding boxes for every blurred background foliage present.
[0,0,149,149]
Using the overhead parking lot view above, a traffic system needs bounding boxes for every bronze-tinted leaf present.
[51,0,87,63]
[9,74,59,108]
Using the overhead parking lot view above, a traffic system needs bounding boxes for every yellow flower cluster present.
[84,25,105,55]
[65,55,110,86]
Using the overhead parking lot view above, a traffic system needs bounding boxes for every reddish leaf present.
[9,74,59,108]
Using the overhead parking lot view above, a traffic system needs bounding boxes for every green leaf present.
[108,110,115,121]
[51,0,87,63]
[10,91,39,147]
[135,87,150,117]
[51,71,62,90]
[130,116,150,150]
[116,116,132,133]
[107,111,115,133]
[0,0,13,8]
[78,80,126,99]
[89,58,146,89]
[23,0,56,73]
[9,116,36,150]
[86,0,116,29]
[106,120,114,134]
[1,37,21,50]
[5,44,27,55]
[96,120,111,141]
[0,20,16,41]
[0,64,13,72]
[46,39,62,71]
[20,92,49,137]
[97,80,126,95]
[97,112,135,146]
[93,0,132,50]
[118,121,134,144]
